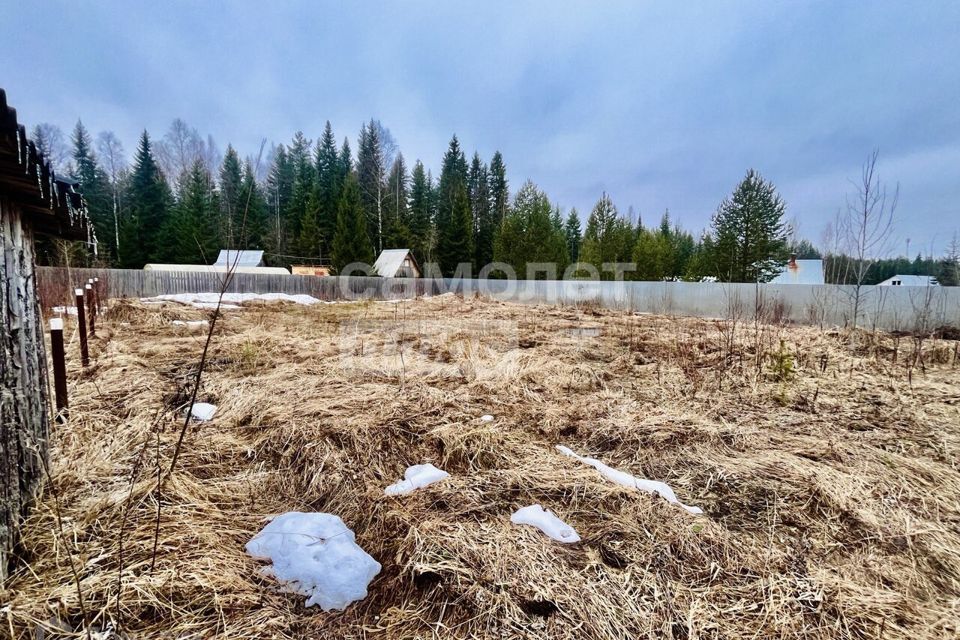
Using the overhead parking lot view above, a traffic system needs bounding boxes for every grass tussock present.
[4,294,960,638]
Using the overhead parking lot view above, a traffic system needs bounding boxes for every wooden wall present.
[0,196,50,583]
[36,267,446,306]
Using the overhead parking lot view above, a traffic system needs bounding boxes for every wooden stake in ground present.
[88,278,99,316]
[49,317,68,422]
[75,288,89,367]
[94,277,104,311]
[85,283,96,337]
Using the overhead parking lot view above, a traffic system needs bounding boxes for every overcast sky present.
[2,1,958,254]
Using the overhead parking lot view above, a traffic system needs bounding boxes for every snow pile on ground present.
[190,403,217,421]
[511,504,581,543]
[384,463,450,496]
[557,445,703,515]
[246,512,381,611]
[142,292,323,308]
[51,306,78,316]
[171,320,208,328]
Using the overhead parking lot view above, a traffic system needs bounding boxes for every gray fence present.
[37,267,960,331]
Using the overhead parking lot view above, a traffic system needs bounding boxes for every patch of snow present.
[480,414,494,422]
[384,463,450,496]
[51,306,78,316]
[171,320,209,328]
[556,445,703,515]
[511,504,580,543]
[144,292,323,308]
[246,512,381,611]
[190,402,217,421]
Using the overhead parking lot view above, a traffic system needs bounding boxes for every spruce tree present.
[632,226,670,281]
[163,159,219,263]
[408,160,433,265]
[493,181,568,278]
[564,209,582,263]
[469,153,494,269]
[550,205,563,232]
[122,131,172,266]
[218,145,244,246]
[383,153,410,249]
[338,138,352,179]
[489,151,509,226]
[438,182,473,275]
[435,136,471,274]
[710,169,789,282]
[357,120,388,253]
[685,234,716,281]
[240,161,269,250]
[580,193,635,279]
[266,145,294,259]
[298,199,323,260]
[70,120,112,260]
[315,121,340,256]
[287,131,314,249]
[330,173,374,272]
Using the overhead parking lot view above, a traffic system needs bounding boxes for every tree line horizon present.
[30,118,959,286]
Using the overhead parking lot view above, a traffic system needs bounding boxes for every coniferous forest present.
[32,118,959,285]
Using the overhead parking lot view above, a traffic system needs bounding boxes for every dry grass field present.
[3,295,959,639]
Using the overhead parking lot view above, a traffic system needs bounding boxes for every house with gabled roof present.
[373,249,421,278]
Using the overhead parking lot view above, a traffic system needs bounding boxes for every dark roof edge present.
[0,88,97,245]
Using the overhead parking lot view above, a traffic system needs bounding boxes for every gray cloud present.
[2,0,957,252]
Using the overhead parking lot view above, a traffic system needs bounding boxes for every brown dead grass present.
[3,294,960,639]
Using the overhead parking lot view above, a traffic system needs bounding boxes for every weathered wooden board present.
[0,196,50,582]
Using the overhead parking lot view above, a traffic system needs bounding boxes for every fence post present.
[94,276,104,311]
[49,317,68,422]
[88,278,99,316]
[75,288,89,367]
[85,283,96,337]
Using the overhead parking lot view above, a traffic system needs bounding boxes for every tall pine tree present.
[564,209,582,263]
[266,145,294,260]
[218,145,244,246]
[489,151,509,227]
[240,160,269,250]
[287,131,315,253]
[70,120,112,261]
[493,180,568,278]
[357,120,388,253]
[383,153,410,249]
[710,169,789,282]
[121,131,172,267]
[580,193,635,279]
[435,136,471,274]
[315,121,341,258]
[163,159,219,263]
[441,183,473,275]
[408,160,433,265]
[469,153,494,269]
[331,173,374,272]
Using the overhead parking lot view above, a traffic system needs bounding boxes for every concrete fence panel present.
[36,267,960,331]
